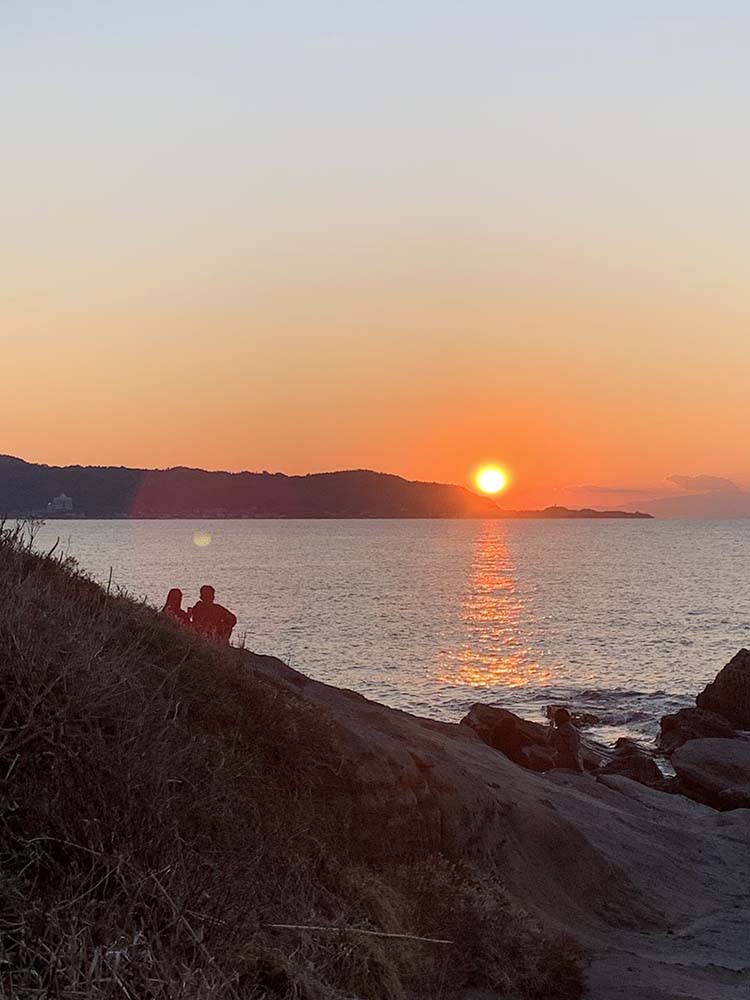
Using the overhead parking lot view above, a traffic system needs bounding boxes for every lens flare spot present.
[476,466,508,494]
[193,531,212,548]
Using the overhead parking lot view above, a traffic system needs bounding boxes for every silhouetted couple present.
[162,586,237,644]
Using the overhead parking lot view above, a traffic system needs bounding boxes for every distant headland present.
[0,455,652,519]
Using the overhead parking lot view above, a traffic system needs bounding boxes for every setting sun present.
[476,467,508,494]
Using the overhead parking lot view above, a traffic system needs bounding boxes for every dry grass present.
[0,523,586,999]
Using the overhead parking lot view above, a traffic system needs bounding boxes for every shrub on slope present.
[0,524,585,999]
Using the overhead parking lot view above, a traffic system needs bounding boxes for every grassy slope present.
[0,524,585,999]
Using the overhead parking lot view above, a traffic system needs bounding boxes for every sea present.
[28,518,750,748]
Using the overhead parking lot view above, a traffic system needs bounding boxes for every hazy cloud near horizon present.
[562,475,742,499]
[561,484,657,496]
[556,476,748,518]
[666,475,739,493]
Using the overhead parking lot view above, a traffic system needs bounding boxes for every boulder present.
[598,738,663,786]
[577,740,614,773]
[570,711,601,728]
[460,704,611,772]
[695,648,750,729]
[671,737,750,810]
[657,706,735,755]
[460,704,553,771]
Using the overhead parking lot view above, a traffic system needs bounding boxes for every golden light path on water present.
[437,524,552,690]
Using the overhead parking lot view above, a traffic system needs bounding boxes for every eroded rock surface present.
[696,649,750,729]
[658,706,736,755]
[250,653,750,1000]
[672,737,750,810]
[598,738,663,786]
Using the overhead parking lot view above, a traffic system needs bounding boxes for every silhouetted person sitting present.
[190,585,237,644]
[549,708,584,772]
[162,588,190,626]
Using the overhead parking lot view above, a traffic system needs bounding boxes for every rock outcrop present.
[251,655,750,1000]
[598,738,663,786]
[695,649,750,729]
[460,703,612,772]
[672,737,750,810]
[657,706,736,754]
[461,704,552,770]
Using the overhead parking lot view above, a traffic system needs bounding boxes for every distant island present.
[0,455,652,519]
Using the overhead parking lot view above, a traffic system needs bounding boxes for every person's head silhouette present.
[200,585,215,604]
[553,707,572,727]
[164,588,183,611]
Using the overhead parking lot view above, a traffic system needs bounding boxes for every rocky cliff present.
[1,524,746,999]
[250,655,750,999]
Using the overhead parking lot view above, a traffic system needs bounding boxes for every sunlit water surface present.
[29,519,750,745]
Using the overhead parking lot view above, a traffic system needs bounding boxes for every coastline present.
[12,511,654,520]
[2,525,748,999]
[0,454,651,519]
[17,517,740,753]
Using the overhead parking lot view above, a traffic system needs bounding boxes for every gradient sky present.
[4,2,750,508]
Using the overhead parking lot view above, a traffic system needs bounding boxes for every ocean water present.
[28,518,750,746]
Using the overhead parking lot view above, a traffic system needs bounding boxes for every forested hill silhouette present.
[0,455,651,519]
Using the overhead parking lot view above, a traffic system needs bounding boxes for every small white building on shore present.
[47,493,74,513]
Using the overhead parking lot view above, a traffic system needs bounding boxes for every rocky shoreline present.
[248,648,750,999]
[461,649,750,811]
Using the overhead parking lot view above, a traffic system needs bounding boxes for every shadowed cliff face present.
[250,655,649,929]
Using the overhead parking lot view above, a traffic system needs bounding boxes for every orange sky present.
[4,4,750,510]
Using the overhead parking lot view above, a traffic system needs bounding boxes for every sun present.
[476,466,508,495]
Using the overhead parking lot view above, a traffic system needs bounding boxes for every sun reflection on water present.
[437,524,551,689]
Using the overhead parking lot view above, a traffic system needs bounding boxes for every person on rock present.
[162,588,190,627]
[548,708,585,772]
[189,585,237,644]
